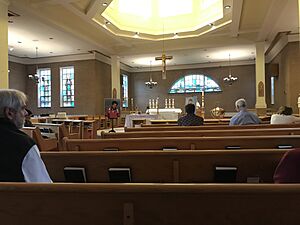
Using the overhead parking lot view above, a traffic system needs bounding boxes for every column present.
[0,0,9,89]
[255,42,267,115]
[111,55,120,98]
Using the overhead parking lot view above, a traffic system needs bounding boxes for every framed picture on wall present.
[185,96,198,105]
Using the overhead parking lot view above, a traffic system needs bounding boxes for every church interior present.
[1,0,300,224]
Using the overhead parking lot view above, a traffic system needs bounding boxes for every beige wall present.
[131,65,256,116]
[10,59,111,115]
[9,61,27,92]
[268,42,300,113]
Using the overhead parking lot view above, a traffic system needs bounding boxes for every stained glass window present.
[122,74,128,108]
[60,66,75,107]
[37,68,51,108]
[169,74,221,93]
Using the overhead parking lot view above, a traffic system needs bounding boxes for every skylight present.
[101,0,224,35]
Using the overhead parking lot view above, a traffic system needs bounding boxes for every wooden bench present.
[64,135,300,151]
[102,127,300,139]
[41,149,286,183]
[125,123,300,132]
[21,127,58,151]
[1,182,300,225]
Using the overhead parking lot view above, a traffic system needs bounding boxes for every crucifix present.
[155,54,173,79]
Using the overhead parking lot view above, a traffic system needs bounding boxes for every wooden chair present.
[21,127,58,151]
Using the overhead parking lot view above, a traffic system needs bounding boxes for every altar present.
[146,108,182,120]
[125,114,158,128]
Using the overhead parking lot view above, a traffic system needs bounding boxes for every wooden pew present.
[21,127,58,151]
[102,127,300,139]
[64,135,300,151]
[1,182,300,225]
[42,150,286,183]
[125,123,300,132]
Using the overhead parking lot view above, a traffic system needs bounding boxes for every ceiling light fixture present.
[223,53,238,86]
[106,21,111,25]
[134,32,139,38]
[102,3,108,7]
[224,5,231,9]
[145,60,157,89]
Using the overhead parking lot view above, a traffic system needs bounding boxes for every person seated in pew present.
[24,108,34,127]
[273,149,300,183]
[229,98,261,125]
[270,106,300,124]
[0,89,52,182]
[177,103,204,126]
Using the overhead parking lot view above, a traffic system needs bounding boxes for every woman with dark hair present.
[270,106,300,124]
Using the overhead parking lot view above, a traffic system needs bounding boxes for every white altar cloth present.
[125,114,158,128]
[146,108,182,120]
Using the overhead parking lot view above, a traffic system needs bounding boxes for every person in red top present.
[106,101,120,119]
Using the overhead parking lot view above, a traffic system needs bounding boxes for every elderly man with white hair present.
[0,89,52,182]
[229,98,261,126]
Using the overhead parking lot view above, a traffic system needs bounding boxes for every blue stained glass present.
[169,74,221,94]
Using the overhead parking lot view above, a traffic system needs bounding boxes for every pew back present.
[102,127,300,139]
[21,127,58,151]
[1,183,300,225]
[125,123,300,132]
[64,135,300,151]
[42,150,286,183]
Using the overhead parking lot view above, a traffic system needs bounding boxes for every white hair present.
[0,89,27,118]
[235,98,247,110]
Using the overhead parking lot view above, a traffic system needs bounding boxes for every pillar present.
[111,55,120,99]
[0,0,9,89]
[255,42,267,115]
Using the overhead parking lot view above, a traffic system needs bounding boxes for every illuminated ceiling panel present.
[101,0,224,35]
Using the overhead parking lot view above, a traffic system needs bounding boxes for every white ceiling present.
[7,0,299,69]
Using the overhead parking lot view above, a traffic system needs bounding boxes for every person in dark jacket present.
[177,103,203,126]
[0,89,51,182]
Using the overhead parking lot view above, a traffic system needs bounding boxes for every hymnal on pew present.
[277,145,293,149]
[64,167,87,183]
[108,168,131,183]
[214,166,237,183]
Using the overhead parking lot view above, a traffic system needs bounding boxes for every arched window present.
[169,74,221,94]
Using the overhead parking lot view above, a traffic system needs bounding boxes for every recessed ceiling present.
[7,0,299,68]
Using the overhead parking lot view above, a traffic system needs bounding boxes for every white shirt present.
[270,114,300,124]
[21,145,52,183]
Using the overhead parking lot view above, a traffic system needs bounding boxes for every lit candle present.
[131,98,134,110]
